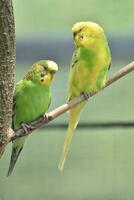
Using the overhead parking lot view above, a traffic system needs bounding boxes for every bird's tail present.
[7,139,24,177]
[58,103,84,170]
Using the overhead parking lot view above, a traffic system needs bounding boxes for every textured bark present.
[0,0,15,157]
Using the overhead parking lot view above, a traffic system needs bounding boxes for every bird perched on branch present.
[7,60,58,176]
[58,21,111,170]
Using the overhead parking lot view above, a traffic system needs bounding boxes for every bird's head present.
[24,60,58,86]
[72,21,105,48]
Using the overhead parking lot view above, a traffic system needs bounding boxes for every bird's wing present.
[71,51,79,68]
[68,50,79,100]
[108,60,111,70]
[12,96,16,129]
[7,82,25,177]
[48,97,51,110]
[12,81,20,129]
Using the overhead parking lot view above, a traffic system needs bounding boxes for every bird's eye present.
[40,73,45,77]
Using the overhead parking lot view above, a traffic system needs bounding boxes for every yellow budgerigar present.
[58,21,111,170]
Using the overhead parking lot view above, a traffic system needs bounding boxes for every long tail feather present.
[7,138,25,177]
[58,103,84,170]
[7,146,23,177]
[58,126,74,170]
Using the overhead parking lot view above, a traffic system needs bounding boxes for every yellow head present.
[24,60,58,86]
[72,21,106,48]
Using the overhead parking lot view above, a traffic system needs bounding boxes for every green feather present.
[7,59,58,176]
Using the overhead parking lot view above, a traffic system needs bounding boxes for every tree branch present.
[9,61,134,141]
[0,0,15,157]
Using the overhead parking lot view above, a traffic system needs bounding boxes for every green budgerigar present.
[7,60,58,176]
[58,21,111,170]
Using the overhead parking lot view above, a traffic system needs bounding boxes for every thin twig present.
[10,61,134,141]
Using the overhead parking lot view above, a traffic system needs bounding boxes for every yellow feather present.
[58,21,111,170]
[58,103,84,170]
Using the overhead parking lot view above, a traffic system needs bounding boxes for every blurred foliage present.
[13,0,134,36]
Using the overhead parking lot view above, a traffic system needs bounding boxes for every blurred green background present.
[1,0,134,200]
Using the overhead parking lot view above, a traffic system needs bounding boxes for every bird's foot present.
[21,123,35,135]
[81,91,90,101]
[42,113,52,123]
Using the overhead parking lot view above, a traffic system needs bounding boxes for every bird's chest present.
[14,84,50,128]
[70,59,103,95]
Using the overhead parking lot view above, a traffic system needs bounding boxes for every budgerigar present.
[58,22,111,170]
[7,60,58,176]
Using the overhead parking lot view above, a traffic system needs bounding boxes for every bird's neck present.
[79,42,105,62]
[23,79,50,91]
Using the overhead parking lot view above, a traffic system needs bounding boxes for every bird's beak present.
[46,60,58,85]
[47,60,58,73]
[50,67,58,74]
